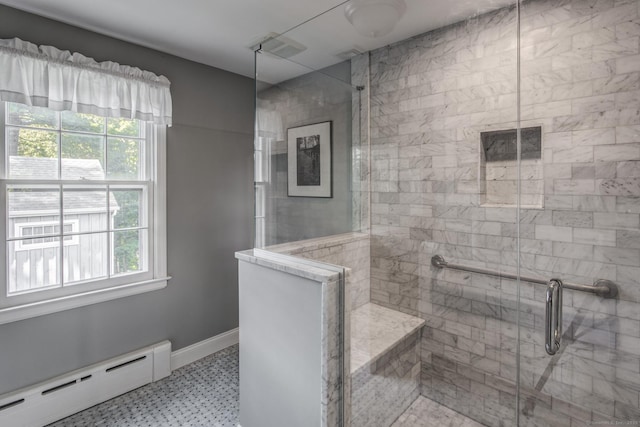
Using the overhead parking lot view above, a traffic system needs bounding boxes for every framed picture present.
[287,121,332,198]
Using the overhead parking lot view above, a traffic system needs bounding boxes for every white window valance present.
[0,38,172,126]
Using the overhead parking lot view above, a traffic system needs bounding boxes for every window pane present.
[8,186,61,239]
[6,128,59,179]
[61,111,105,134]
[107,118,141,137]
[8,238,61,294]
[107,137,142,180]
[64,232,107,285]
[61,134,105,180]
[6,103,58,129]
[111,188,145,229]
[63,186,108,232]
[112,229,146,276]
[255,137,269,183]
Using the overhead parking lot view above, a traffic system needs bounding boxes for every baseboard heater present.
[0,340,171,427]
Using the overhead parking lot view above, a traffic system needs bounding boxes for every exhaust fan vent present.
[337,48,365,60]
[251,33,307,59]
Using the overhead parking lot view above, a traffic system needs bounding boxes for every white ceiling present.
[0,0,514,82]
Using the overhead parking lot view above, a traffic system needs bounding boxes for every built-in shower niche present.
[479,126,543,208]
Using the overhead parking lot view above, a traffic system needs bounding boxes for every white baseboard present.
[171,328,239,371]
[0,331,238,427]
[0,341,171,427]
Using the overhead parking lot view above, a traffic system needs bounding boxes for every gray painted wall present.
[0,4,254,395]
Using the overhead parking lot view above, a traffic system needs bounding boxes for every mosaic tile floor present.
[48,345,239,427]
[392,396,486,427]
[47,343,481,427]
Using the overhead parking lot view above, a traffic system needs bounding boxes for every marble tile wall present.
[368,0,640,425]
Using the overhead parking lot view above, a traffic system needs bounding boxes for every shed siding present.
[9,212,110,292]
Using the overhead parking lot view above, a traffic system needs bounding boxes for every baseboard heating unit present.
[0,340,171,427]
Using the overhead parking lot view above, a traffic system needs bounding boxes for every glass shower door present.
[518,0,640,424]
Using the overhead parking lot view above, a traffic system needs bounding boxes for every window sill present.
[0,277,170,325]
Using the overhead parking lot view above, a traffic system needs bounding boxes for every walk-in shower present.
[249,0,640,425]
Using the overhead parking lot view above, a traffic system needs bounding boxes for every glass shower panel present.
[254,44,360,248]
[363,2,521,426]
[518,0,640,425]
[254,29,369,426]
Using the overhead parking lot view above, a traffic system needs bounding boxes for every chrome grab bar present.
[430,255,618,298]
[545,279,563,355]
[430,255,618,357]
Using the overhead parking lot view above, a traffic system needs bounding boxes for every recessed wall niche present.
[480,126,543,208]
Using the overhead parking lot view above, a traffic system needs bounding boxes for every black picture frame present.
[287,121,332,198]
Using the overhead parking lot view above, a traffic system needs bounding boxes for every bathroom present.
[244,0,640,425]
[0,0,638,426]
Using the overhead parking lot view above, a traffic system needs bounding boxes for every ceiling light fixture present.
[344,0,407,38]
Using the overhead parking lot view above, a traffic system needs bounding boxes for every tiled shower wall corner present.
[368,0,640,425]
[352,53,372,235]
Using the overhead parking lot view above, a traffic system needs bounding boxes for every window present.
[15,220,79,250]
[254,136,271,248]
[0,102,167,322]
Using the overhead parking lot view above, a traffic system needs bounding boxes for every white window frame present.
[254,135,272,248]
[0,103,169,325]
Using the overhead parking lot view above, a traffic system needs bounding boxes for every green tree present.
[16,129,57,158]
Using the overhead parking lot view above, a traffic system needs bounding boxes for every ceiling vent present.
[337,48,365,60]
[250,33,307,59]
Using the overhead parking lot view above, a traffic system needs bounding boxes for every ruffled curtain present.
[0,38,172,126]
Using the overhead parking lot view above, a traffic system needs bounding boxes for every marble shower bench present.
[350,303,425,427]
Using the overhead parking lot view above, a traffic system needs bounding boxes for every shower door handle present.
[545,279,563,355]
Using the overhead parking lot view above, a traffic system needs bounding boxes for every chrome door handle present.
[545,279,563,355]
